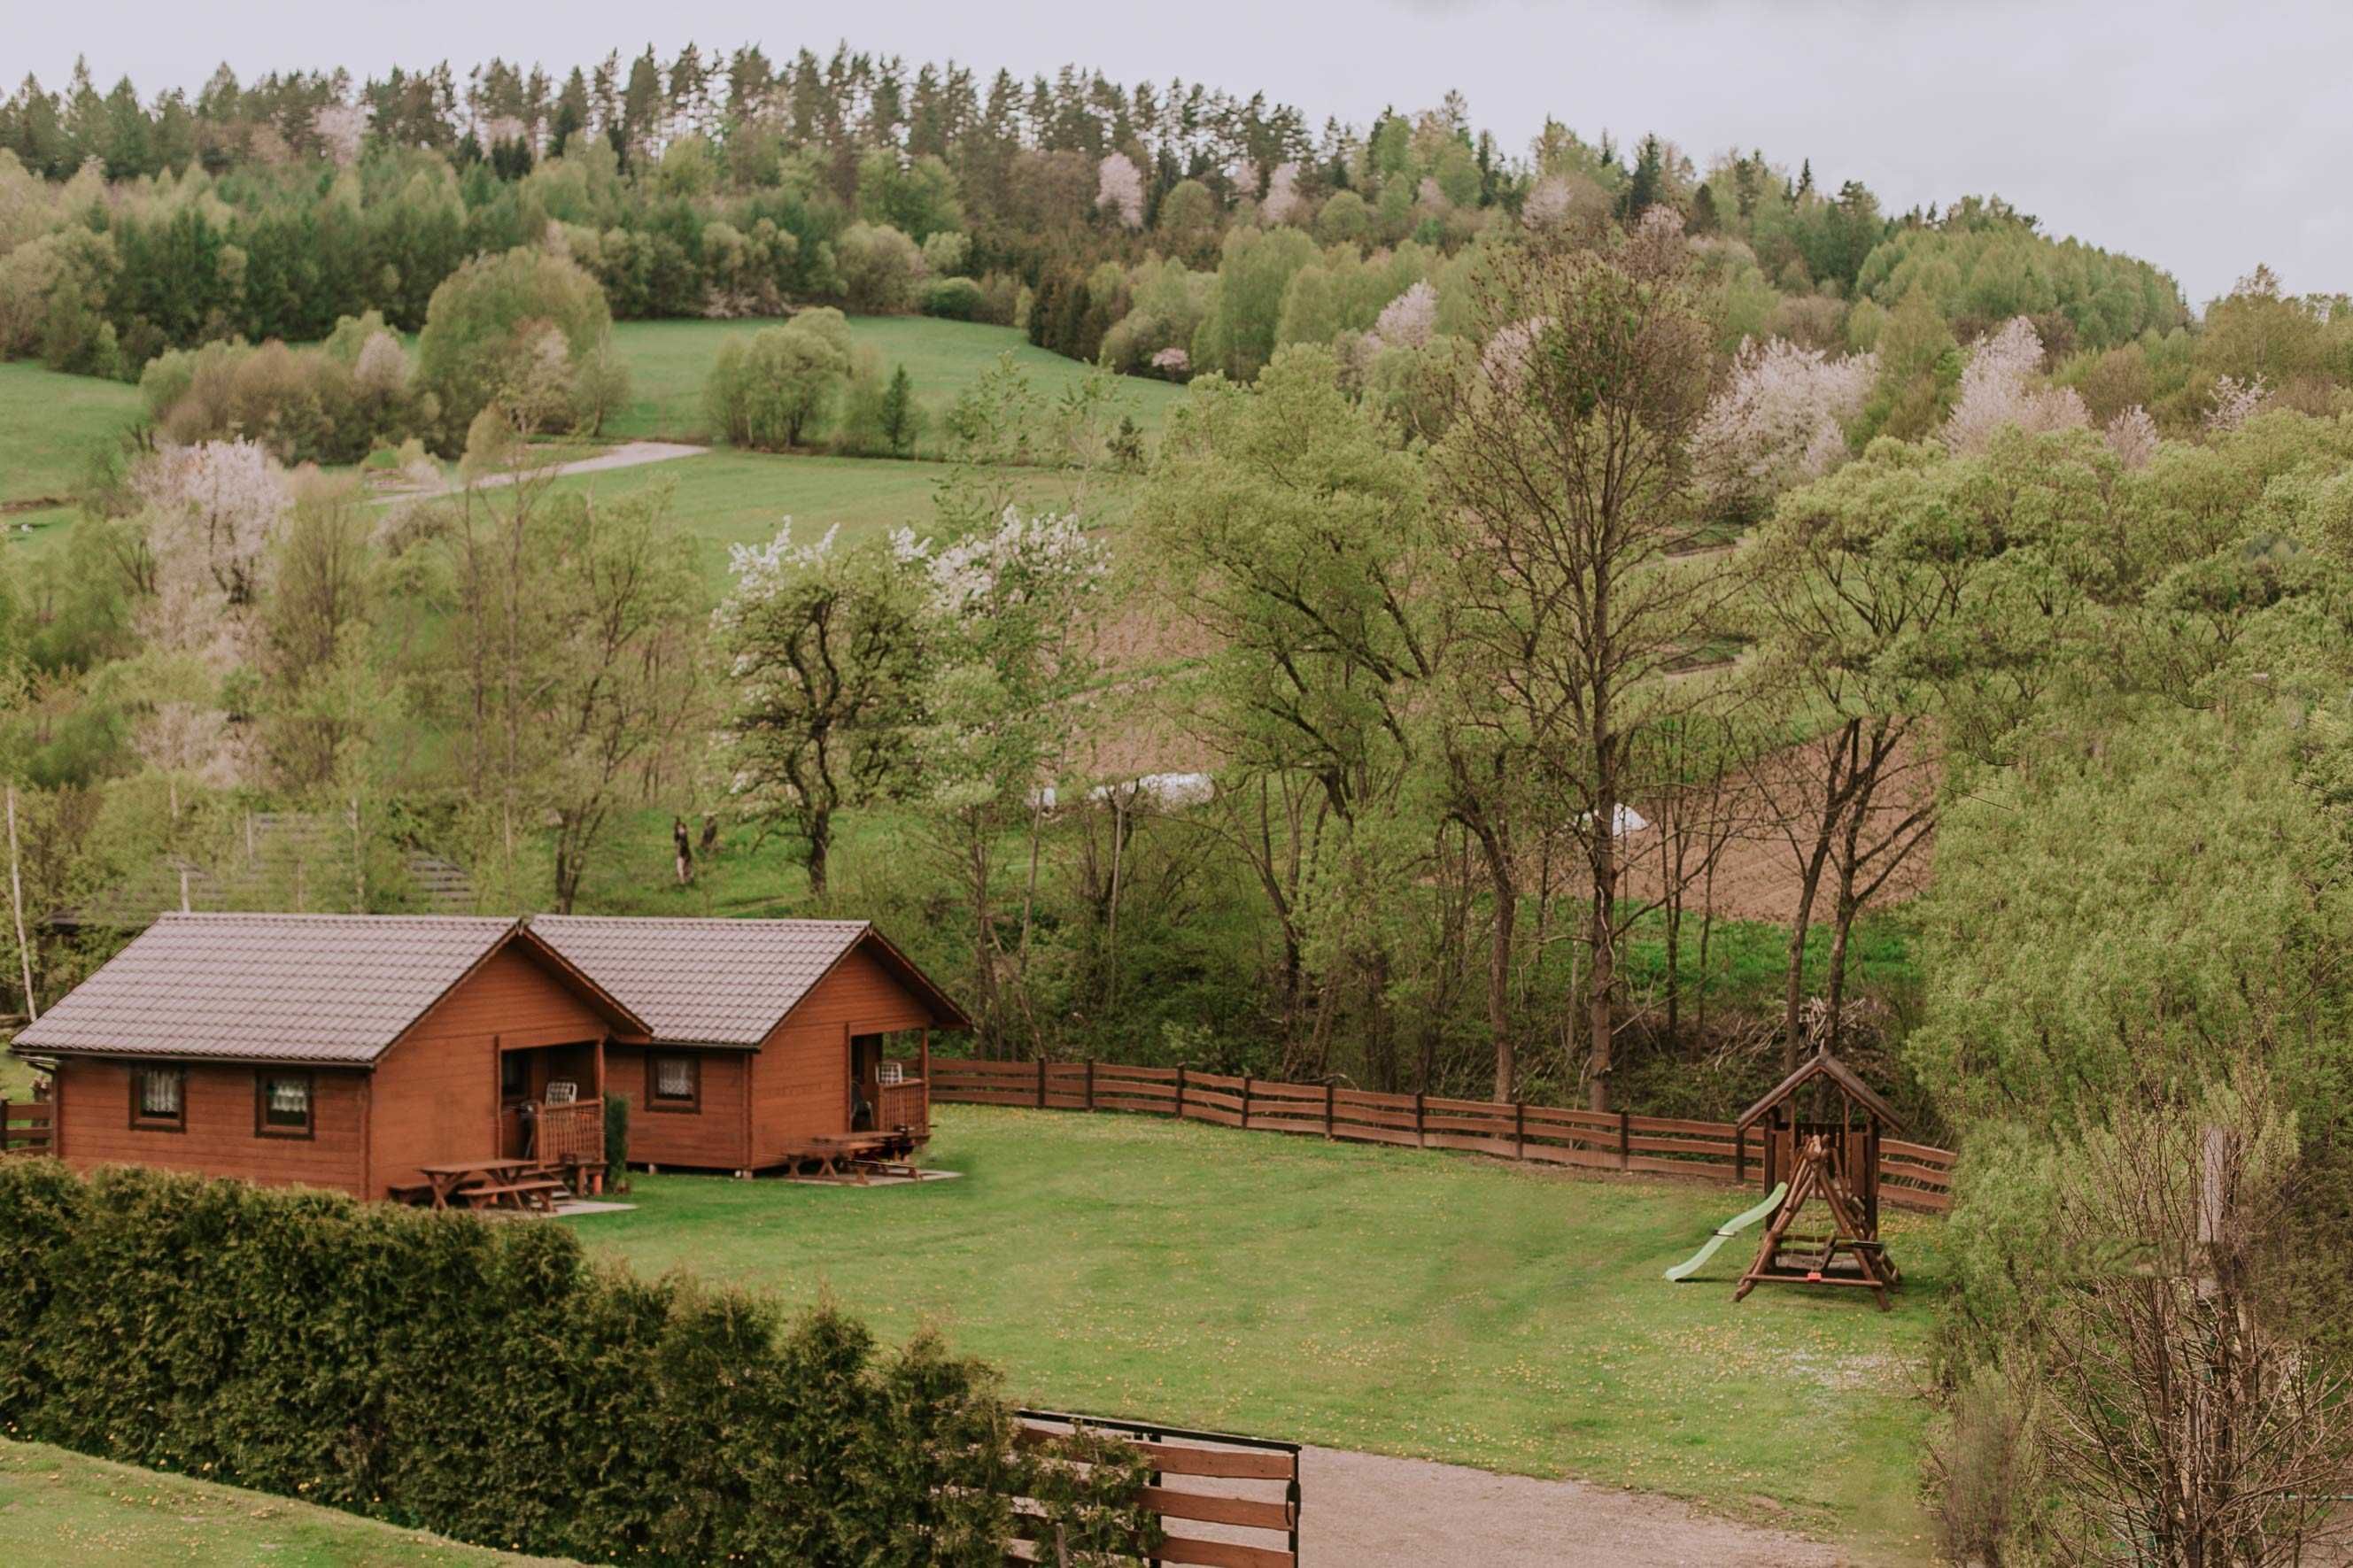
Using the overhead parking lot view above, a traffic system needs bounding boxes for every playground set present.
[1665,1049,1906,1310]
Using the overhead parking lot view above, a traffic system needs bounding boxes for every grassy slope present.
[0,1439,568,1566]
[577,1105,1941,1559]
[601,314,1185,444]
[0,359,143,559]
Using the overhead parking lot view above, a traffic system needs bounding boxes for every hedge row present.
[0,1159,1152,1564]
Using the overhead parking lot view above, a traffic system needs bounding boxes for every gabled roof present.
[528,915,972,1047]
[1735,1048,1908,1134]
[12,913,647,1066]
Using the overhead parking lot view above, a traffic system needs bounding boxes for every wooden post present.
[1174,1065,1186,1120]
[1240,1074,1251,1130]
[1618,1110,1630,1170]
[1414,1092,1426,1148]
[6,786,35,1021]
[1325,1082,1335,1139]
[1735,1124,1746,1186]
[1036,1057,1048,1109]
[1085,1058,1095,1112]
[1514,1101,1525,1162]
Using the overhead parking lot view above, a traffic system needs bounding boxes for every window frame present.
[253,1070,316,1140]
[499,1050,530,1104]
[128,1066,187,1133]
[646,1052,700,1113]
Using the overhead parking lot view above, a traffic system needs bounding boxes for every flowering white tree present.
[715,520,926,896]
[311,104,368,167]
[2206,374,2272,435]
[1479,315,1552,397]
[1692,336,1877,511]
[1095,152,1145,230]
[2104,405,2161,470]
[135,439,289,629]
[1522,175,1573,230]
[1260,161,1303,225]
[896,506,1109,1048]
[1368,281,1439,353]
[1944,317,2088,454]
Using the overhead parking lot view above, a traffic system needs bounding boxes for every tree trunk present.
[803,807,832,898]
[1586,826,1615,1113]
[1474,822,1517,1102]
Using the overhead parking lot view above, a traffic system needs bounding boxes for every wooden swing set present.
[1730,1049,1905,1310]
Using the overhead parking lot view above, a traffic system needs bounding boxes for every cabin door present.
[499,1048,533,1159]
[848,1034,883,1132]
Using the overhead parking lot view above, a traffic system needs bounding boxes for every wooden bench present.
[386,1182,436,1208]
[462,1179,563,1215]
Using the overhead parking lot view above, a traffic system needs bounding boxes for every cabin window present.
[130,1068,185,1132]
[648,1054,700,1111]
[256,1071,314,1138]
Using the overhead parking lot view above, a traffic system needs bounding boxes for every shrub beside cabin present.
[7,913,967,1197]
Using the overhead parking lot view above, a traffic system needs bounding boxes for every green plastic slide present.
[1663,1183,1788,1282]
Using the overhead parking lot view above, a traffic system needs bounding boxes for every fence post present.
[1240,1074,1251,1130]
[1325,1082,1335,1139]
[1514,1101,1525,1162]
[1618,1110,1630,1171]
[1734,1124,1745,1186]
[1174,1065,1187,1120]
[1414,1092,1426,1148]
[1037,1058,1048,1110]
[1085,1059,1095,1112]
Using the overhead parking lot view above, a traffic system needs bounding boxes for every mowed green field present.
[0,1439,566,1566]
[576,1105,1942,1558]
[0,359,144,556]
[601,314,1186,444]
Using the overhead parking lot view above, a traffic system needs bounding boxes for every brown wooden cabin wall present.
[749,945,935,1164]
[53,1058,368,1196]
[607,1045,751,1170]
[368,945,612,1196]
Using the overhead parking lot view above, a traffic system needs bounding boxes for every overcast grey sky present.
[18,0,2343,305]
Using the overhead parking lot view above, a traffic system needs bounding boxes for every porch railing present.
[876,1077,929,1140]
[0,1100,51,1157]
[538,1098,605,1167]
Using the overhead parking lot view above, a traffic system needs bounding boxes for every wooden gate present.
[1016,1410,1300,1568]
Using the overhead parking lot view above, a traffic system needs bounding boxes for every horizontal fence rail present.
[906,1059,1954,1213]
[0,1099,52,1157]
[1014,1409,1300,1568]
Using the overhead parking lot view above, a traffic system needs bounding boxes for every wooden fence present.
[916,1058,1954,1213]
[1015,1409,1299,1568]
[0,1099,52,1157]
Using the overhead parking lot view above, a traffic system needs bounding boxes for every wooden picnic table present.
[414,1157,538,1210]
[805,1133,894,1182]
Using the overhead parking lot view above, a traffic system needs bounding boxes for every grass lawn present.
[0,1049,34,1100]
[603,315,1185,445]
[0,1439,565,1566]
[576,1105,1943,1560]
[545,446,1135,593]
[0,359,143,564]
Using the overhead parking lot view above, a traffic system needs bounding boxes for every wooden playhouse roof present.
[527,916,973,1047]
[12,914,648,1066]
[1735,1048,1907,1134]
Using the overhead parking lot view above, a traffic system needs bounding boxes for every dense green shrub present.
[138,313,437,464]
[921,275,987,321]
[415,248,622,444]
[703,310,852,451]
[0,1159,1151,1564]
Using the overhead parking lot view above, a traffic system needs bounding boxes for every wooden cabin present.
[7,914,649,1200]
[526,916,970,1175]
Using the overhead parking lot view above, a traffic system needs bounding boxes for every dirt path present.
[1177,1444,1853,1566]
[375,441,707,500]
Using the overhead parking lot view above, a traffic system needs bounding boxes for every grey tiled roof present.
[13,913,522,1063]
[527,916,875,1047]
